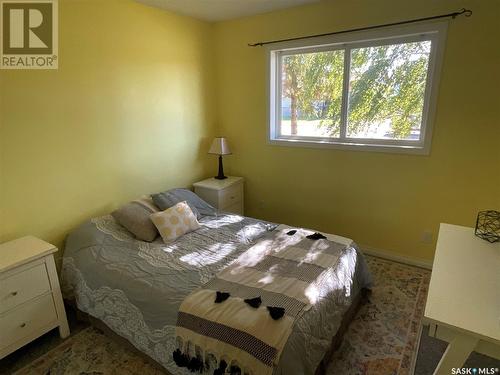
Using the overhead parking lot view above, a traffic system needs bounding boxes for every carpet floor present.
[326,256,429,375]
[2,256,498,374]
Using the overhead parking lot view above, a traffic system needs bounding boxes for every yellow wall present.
[214,0,500,262]
[0,0,216,257]
[1,0,499,265]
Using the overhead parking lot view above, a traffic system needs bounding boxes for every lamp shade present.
[208,137,231,155]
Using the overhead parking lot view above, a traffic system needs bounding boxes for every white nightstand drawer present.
[193,176,244,215]
[219,183,243,208]
[0,236,70,359]
[0,263,51,314]
[194,187,219,208]
[0,293,57,349]
[223,201,244,215]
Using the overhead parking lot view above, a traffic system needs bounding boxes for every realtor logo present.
[1,0,58,69]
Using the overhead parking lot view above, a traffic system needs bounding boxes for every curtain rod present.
[248,8,472,47]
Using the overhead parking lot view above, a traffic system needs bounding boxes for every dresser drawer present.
[194,187,219,208]
[222,201,244,215]
[0,293,57,349]
[0,263,51,313]
[219,182,243,208]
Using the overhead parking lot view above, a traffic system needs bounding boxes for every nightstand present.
[193,176,244,215]
[0,236,70,359]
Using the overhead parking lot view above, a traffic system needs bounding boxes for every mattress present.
[61,213,372,375]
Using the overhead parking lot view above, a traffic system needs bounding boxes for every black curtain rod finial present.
[248,8,472,47]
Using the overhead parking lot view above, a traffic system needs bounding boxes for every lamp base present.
[214,155,227,180]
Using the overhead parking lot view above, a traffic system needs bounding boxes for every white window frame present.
[267,21,448,154]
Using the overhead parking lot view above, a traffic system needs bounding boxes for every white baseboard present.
[360,245,433,270]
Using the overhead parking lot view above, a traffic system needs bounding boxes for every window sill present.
[268,137,430,155]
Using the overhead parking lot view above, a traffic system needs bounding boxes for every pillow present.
[111,196,159,242]
[150,201,200,242]
[152,188,216,218]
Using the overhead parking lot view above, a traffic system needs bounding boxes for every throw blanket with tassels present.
[173,226,349,375]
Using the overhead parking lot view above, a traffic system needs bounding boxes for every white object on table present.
[0,236,70,359]
[193,176,244,215]
[424,223,500,375]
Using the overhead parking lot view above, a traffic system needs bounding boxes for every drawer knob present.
[11,291,18,296]
[20,323,26,328]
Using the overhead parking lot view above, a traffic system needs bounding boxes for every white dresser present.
[0,236,70,359]
[193,176,244,215]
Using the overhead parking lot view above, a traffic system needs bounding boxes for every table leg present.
[429,323,437,337]
[433,331,478,375]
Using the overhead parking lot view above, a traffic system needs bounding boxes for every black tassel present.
[220,360,228,371]
[214,360,228,375]
[215,291,230,303]
[173,349,205,372]
[306,232,326,240]
[229,365,242,375]
[267,306,285,320]
[286,229,297,235]
[173,349,189,367]
[244,296,262,308]
[187,356,204,373]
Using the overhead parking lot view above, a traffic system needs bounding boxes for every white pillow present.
[150,201,200,242]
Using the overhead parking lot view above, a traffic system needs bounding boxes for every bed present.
[61,212,372,375]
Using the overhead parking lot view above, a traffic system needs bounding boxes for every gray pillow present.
[152,188,216,218]
[111,196,159,242]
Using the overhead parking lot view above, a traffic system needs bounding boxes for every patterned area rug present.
[14,256,430,375]
[327,256,430,375]
[13,327,165,375]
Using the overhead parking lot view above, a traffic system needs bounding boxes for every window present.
[268,22,447,154]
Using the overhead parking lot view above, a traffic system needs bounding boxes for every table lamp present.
[208,137,231,180]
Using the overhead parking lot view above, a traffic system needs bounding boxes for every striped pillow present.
[150,201,200,242]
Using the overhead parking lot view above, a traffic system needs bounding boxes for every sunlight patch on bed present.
[229,240,272,274]
[180,243,236,267]
[258,273,275,285]
[201,214,244,229]
[236,223,267,241]
[159,244,178,253]
[297,241,330,264]
[269,230,304,252]
[300,251,320,264]
[304,247,358,304]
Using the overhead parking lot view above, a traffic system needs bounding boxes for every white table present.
[424,223,500,375]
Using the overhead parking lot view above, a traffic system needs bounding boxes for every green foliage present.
[282,50,344,135]
[282,41,431,138]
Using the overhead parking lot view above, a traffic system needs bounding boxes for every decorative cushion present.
[152,188,216,218]
[111,196,160,242]
[150,201,200,242]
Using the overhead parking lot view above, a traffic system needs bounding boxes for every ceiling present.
[137,0,320,22]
